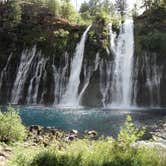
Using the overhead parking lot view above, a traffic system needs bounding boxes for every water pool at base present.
[8,106,165,137]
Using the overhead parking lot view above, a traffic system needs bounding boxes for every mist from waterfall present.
[60,25,91,107]
[109,19,134,108]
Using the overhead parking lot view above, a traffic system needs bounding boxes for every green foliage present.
[0,0,22,29]
[8,115,166,166]
[61,0,79,23]
[79,0,114,25]
[134,3,166,55]
[8,145,44,166]
[0,106,26,143]
[141,0,166,11]
[141,31,166,52]
[31,150,82,166]
[46,0,61,16]
[94,10,111,25]
[118,115,145,147]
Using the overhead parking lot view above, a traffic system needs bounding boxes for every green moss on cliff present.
[0,1,110,64]
[134,6,166,56]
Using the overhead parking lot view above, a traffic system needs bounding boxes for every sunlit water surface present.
[1,106,166,137]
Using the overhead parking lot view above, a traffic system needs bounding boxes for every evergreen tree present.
[0,0,21,29]
[61,0,78,22]
[115,0,127,16]
[79,1,89,13]
[141,0,153,11]
[46,0,61,16]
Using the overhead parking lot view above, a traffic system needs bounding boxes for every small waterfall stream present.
[53,53,69,104]
[0,53,13,91]
[27,55,47,104]
[11,46,37,104]
[143,53,162,107]
[60,25,91,107]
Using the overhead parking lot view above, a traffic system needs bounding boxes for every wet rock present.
[87,130,97,136]
[150,122,166,140]
[29,125,42,135]
[134,141,166,153]
[68,135,77,141]
[70,130,78,135]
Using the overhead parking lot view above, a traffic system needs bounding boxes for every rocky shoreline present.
[0,122,166,166]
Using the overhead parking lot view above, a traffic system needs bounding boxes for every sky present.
[71,0,137,10]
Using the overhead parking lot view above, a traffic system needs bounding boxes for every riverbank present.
[0,122,165,166]
[0,107,165,166]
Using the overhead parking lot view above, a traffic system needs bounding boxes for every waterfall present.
[94,52,100,71]
[39,69,47,104]
[53,53,69,104]
[132,57,139,105]
[99,59,112,107]
[60,25,91,107]
[27,55,47,104]
[78,63,92,103]
[11,46,37,104]
[0,53,13,91]
[144,53,162,107]
[110,19,134,108]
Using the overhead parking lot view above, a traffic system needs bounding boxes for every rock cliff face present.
[133,7,166,107]
[0,2,109,106]
[0,2,166,107]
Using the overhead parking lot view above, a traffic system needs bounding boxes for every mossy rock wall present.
[133,6,166,106]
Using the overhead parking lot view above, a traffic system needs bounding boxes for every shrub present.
[141,31,166,52]
[8,115,166,166]
[117,115,145,147]
[31,150,82,166]
[46,0,61,16]
[0,106,26,143]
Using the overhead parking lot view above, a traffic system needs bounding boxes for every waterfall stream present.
[53,53,69,104]
[11,46,37,104]
[60,25,91,107]
[0,53,13,91]
[0,21,163,107]
[27,55,47,104]
[144,53,162,107]
[109,19,134,108]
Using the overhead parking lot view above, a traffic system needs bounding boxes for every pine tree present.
[0,0,21,29]
[46,0,61,16]
[115,0,127,17]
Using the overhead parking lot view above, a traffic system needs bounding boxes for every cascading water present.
[99,59,112,107]
[53,53,69,104]
[144,52,162,107]
[26,55,47,104]
[11,46,37,104]
[78,63,92,103]
[60,25,91,107]
[110,19,134,108]
[0,53,13,91]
